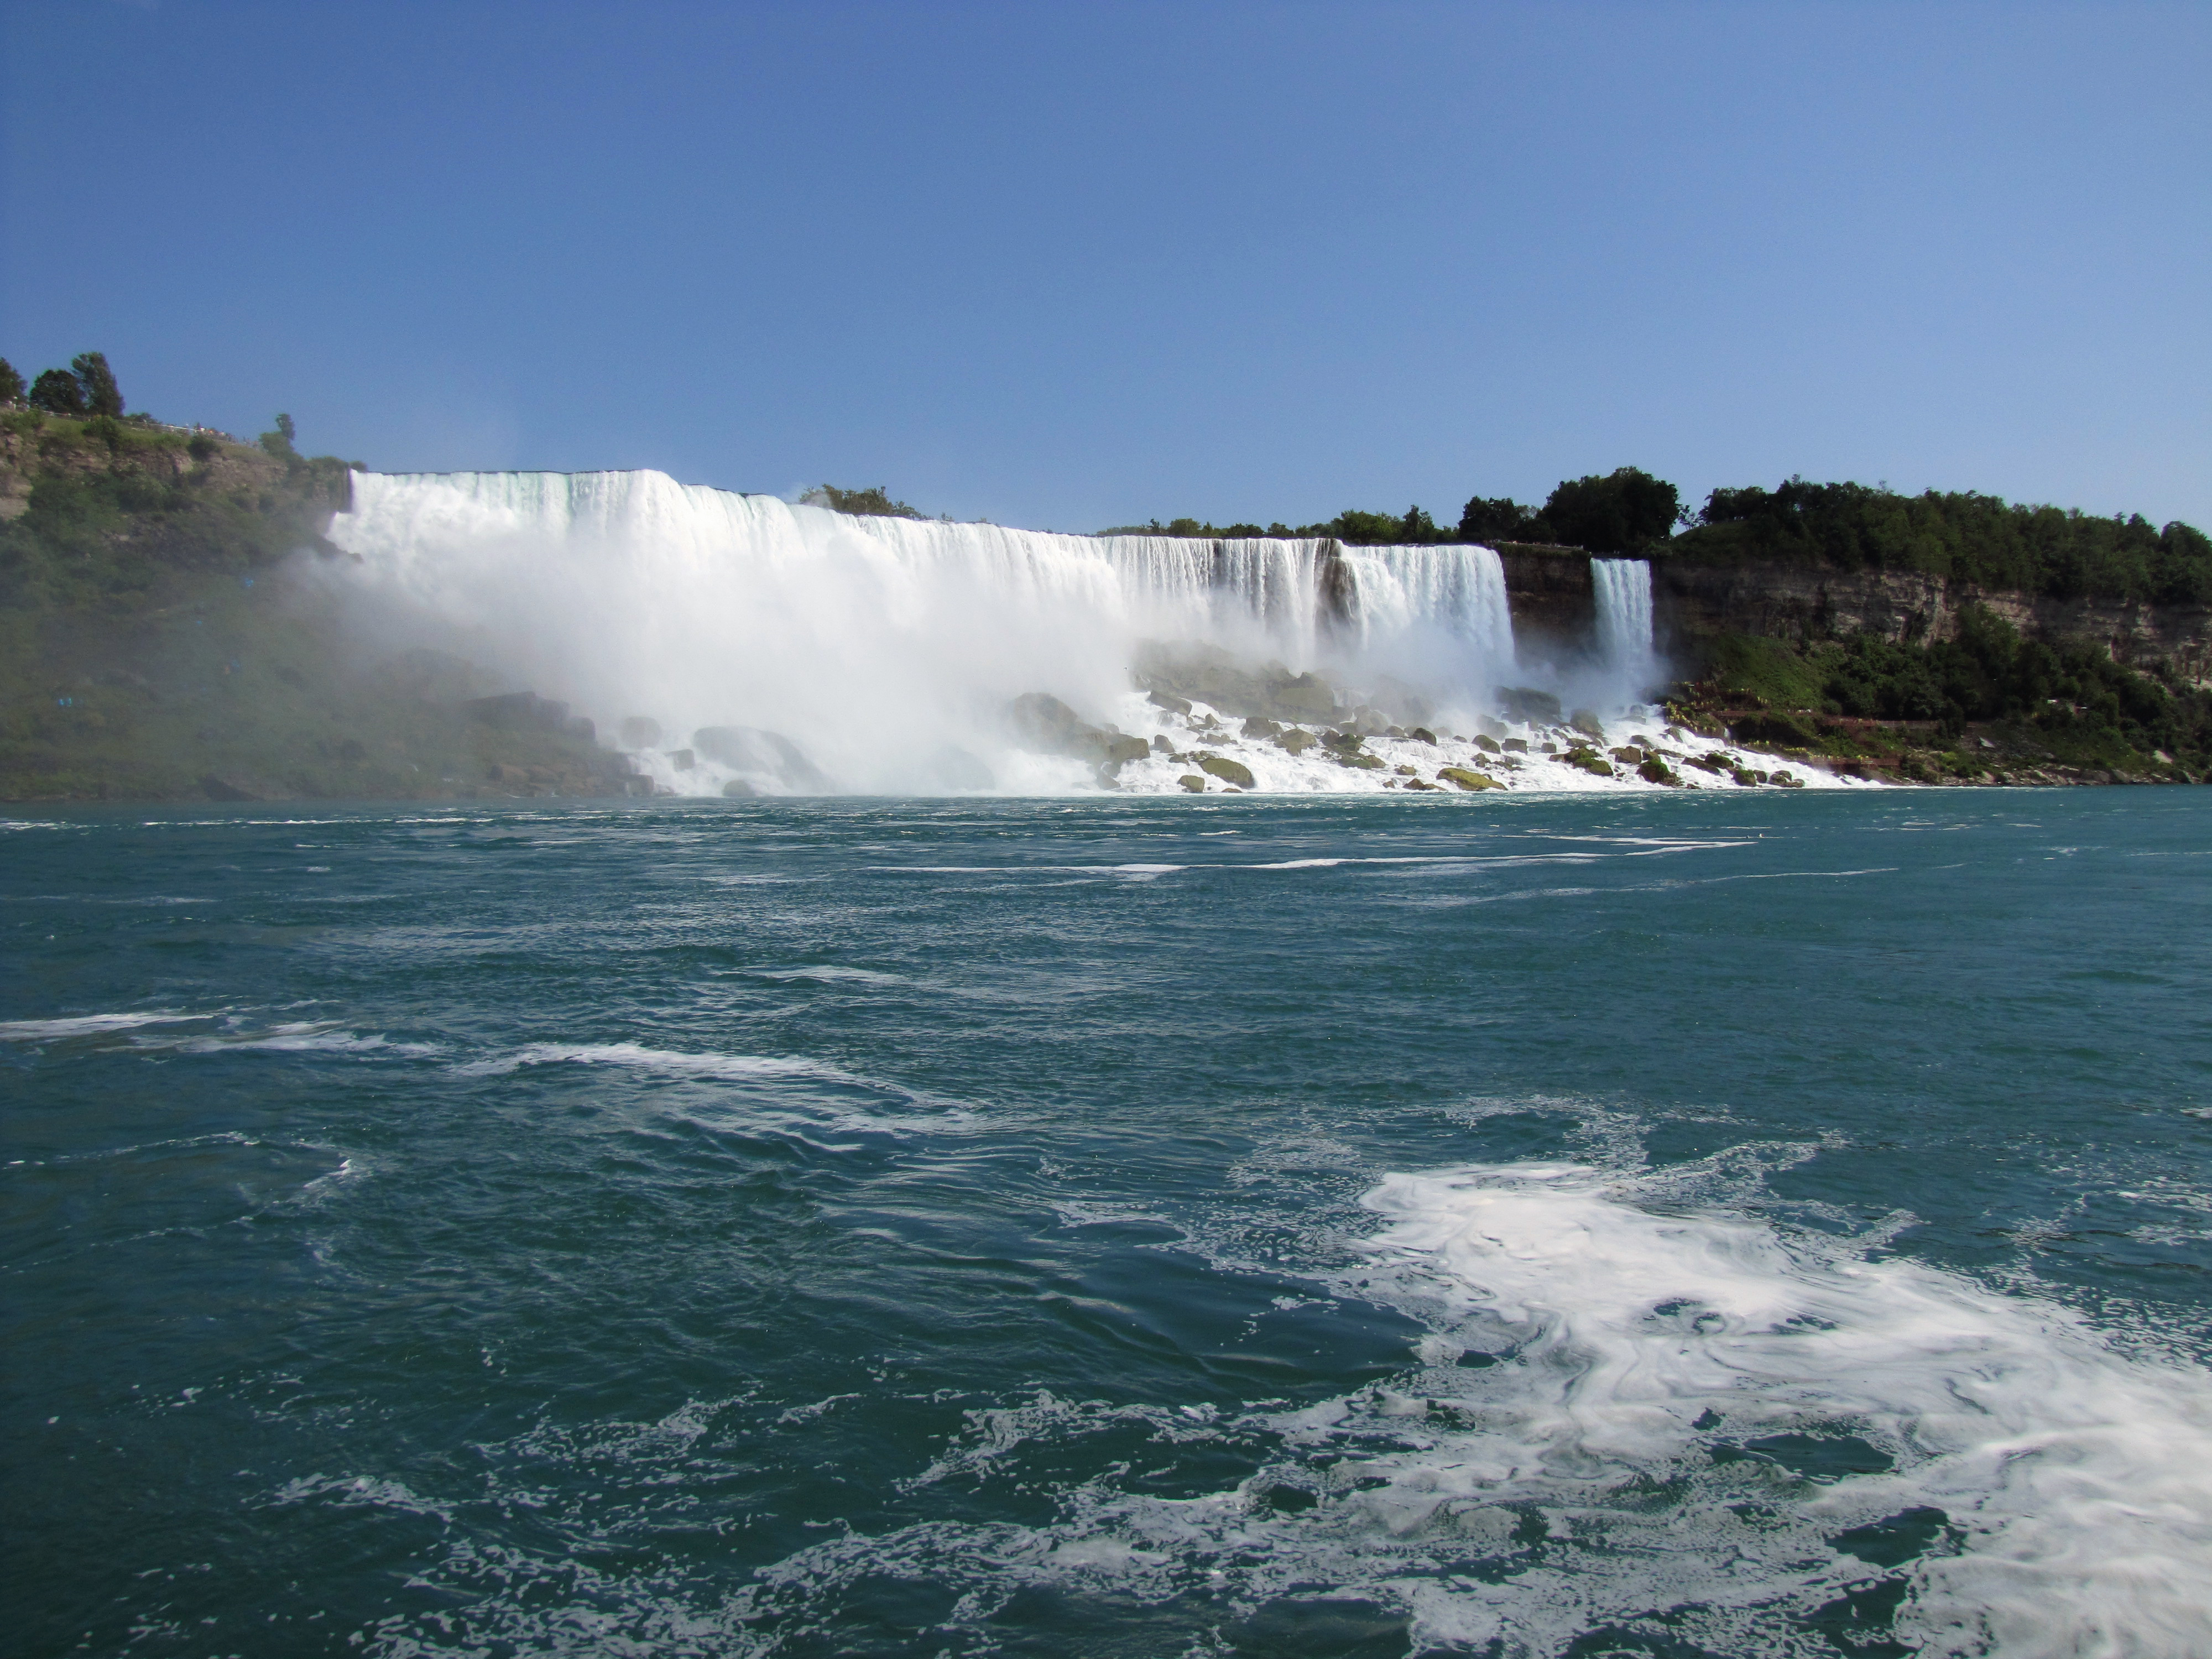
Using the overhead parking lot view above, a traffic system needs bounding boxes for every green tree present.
[1532,467,1679,554]
[0,358,23,404]
[28,367,87,416]
[1458,495,1535,543]
[259,414,298,458]
[71,352,122,418]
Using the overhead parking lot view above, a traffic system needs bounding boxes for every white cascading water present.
[324,470,1520,793]
[1591,556,1656,691]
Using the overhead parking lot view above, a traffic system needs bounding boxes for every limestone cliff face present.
[1651,561,2212,685]
[1494,546,1596,651]
[1494,545,2212,685]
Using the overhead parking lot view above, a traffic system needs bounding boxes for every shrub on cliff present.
[801,483,926,519]
[0,359,22,404]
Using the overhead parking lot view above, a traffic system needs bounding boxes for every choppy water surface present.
[5,791,2209,1657]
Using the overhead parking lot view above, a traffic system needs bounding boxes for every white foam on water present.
[718,1163,2211,1658]
[453,1041,862,1085]
[1290,1164,2212,1655]
[0,1010,204,1040]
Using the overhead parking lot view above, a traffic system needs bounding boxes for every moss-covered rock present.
[1408,726,1438,744]
[1197,754,1255,788]
[1274,728,1318,754]
[1637,757,1679,786]
[1437,766,1501,791]
[1338,752,1386,770]
[1473,735,1502,754]
[1177,773,1206,792]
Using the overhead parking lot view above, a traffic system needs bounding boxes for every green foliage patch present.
[1668,479,2211,604]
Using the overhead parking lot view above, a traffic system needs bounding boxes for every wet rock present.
[1241,716,1283,739]
[1494,686,1563,726]
[1564,747,1614,776]
[1178,774,1206,792]
[618,716,664,751]
[1394,764,1420,776]
[1275,728,1319,755]
[1772,769,1805,788]
[1731,768,1762,787]
[1150,734,1175,754]
[1198,754,1256,789]
[1133,641,1338,723]
[1350,705,1392,736]
[1471,735,1501,754]
[1147,688,1192,716]
[1338,752,1386,770]
[1501,738,1528,754]
[1437,766,1501,791]
[1408,727,1438,745]
[1637,757,1679,786]
[1402,777,1442,790]
[721,779,757,798]
[1610,747,1644,763]
[1569,708,1608,740]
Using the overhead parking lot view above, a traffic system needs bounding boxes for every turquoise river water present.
[4,791,2209,1657]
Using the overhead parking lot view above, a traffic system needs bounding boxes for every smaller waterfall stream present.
[1590,557,1655,691]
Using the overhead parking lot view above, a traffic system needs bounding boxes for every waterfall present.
[1333,544,1517,665]
[1590,557,1655,687]
[323,471,1524,791]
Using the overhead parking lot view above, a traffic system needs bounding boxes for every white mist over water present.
[325,471,1540,792]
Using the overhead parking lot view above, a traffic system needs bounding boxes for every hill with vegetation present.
[0,352,630,802]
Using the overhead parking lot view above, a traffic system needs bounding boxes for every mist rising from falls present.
[324,470,1525,793]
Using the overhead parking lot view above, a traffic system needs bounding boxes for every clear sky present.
[4,1,2206,533]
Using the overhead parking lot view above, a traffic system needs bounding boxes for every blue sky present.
[4,1,2206,532]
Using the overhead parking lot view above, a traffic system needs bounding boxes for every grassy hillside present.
[0,411,632,802]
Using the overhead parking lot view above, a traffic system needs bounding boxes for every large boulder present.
[1005,693,1146,767]
[1569,708,1607,740]
[1274,728,1319,755]
[1178,774,1206,792]
[1437,767,1501,791]
[1565,747,1614,776]
[1197,754,1256,789]
[1133,641,1338,723]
